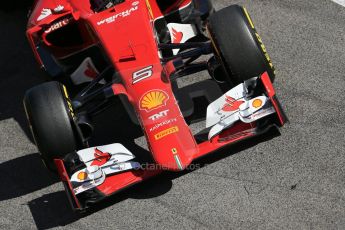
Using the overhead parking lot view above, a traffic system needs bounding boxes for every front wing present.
[55,72,287,211]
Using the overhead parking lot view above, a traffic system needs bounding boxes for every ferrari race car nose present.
[138,90,198,171]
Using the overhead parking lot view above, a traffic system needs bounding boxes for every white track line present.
[332,0,345,7]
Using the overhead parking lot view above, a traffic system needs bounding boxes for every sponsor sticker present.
[140,90,169,112]
[148,109,169,121]
[70,57,104,85]
[37,8,52,21]
[222,96,244,112]
[91,148,111,167]
[97,1,140,25]
[154,126,179,140]
[149,118,177,132]
[252,99,263,108]
[171,28,183,43]
[77,172,88,181]
[45,18,70,33]
[54,5,64,13]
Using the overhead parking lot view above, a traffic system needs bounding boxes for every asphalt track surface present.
[0,0,345,229]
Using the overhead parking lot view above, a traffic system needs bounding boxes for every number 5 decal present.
[132,66,153,84]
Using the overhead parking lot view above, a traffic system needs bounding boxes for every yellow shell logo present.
[77,172,88,181]
[140,90,169,111]
[252,99,263,108]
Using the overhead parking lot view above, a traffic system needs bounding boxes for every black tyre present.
[24,82,78,171]
[208,5,275,85]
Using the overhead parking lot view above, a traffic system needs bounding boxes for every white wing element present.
[207,94,276,140]
[70,143,140,195]
[77,143,135,168]
[206,83,247,128]
[167,23,198,55]
[71,166,106,195]
[70,57,106,85]
[71,162,140,195]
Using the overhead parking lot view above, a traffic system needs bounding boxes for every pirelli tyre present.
[24,82,79,171]
[208,5,275,85]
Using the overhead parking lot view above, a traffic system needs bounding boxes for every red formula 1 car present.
[23,0,288,210]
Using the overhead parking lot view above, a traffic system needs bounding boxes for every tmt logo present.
[149,110,169,121]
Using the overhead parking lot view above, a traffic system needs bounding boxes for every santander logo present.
[222,96,244,112]
[84,61,98,79]
[91,148,111,167]
[171,28,183,43]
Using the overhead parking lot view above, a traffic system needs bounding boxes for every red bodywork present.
[27,0,204,171]
[27,0,287,210]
